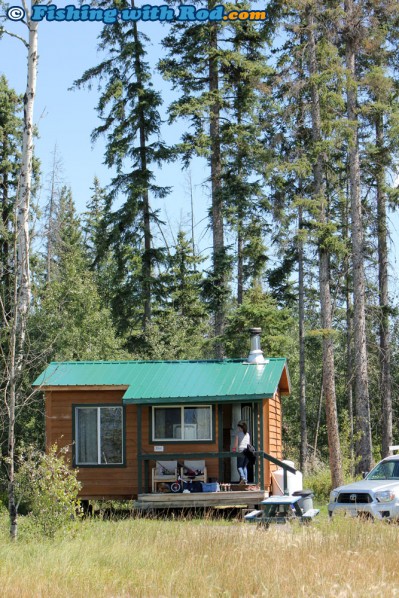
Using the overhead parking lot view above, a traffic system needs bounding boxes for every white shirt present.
[237,431,250,452]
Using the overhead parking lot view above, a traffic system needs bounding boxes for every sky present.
[0,4,212,251]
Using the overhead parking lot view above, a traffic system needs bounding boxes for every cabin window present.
[152,406,212,441]
[74,406,124,465]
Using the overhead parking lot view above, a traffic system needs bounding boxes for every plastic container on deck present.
[272,460,303,495]
[201,482,220,492]
[292,489,314,512]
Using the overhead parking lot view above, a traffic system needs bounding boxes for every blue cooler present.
[201,482,220,492]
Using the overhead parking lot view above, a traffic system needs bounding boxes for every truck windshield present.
[367,460,399,480]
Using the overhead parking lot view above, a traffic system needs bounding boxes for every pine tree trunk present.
[307,8,343,487]
[376,115,392,457]
[345,0,373,473]
[132,14,152,329]
[235,110,244,307]
[343,175,355,473]
[296,69,308,474]
[298,204,307,473]
[346,272,355,471]
[209,9,224,357]
[237,229,243,305]
[313,380,323,462]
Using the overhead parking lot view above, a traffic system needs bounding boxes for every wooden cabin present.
[33,336,291,506]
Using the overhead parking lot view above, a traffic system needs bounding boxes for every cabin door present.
[241,404,254,482]
[230,403,254,483]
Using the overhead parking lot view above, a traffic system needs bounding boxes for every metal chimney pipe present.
[247,327,267,364]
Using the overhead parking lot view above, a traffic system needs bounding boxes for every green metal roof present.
[33,359,290,404]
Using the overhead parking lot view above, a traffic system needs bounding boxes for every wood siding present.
[46,389,137,499]
[262,392,282,491]
[139,406,220,491]
[46,390,220,498]
[46,390,284,498]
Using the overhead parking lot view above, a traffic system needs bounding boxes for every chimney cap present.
[249,327,262,335]
[246,327,266,365]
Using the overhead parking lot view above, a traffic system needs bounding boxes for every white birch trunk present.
[8,3,38,540]
[17,13,37,321]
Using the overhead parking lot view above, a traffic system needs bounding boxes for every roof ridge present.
[48,357,286,365]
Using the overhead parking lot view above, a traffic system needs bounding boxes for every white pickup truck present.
[328,455,399,520]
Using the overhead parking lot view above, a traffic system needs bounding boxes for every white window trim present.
[152,405,212,442]
[75,405,124,465]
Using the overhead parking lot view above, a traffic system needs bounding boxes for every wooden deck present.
[135,489,269,510]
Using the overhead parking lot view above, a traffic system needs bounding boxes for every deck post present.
[137,404,142,494]
[144,459,149,494]
[259,401,264,490]
[218,404,223,482]
[254,401,259,485]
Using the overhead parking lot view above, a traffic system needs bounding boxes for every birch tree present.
[0,0,38,539]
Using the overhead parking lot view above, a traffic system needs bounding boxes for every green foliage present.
[30,189,128,361]
[304,413,363,502]
[138,310,211,361]
[74,6,172,336]
[2,0,399,492]
[160,7,274,338]
[223,285,293,358]
[0,490,7,512]
[138,230,211,358]
[15,444,82,538]
[304,467,333,503]
[0,75,22,338]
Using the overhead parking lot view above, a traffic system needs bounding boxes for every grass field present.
[0,510,398,597]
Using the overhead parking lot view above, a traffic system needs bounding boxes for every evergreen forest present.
[1,0,399,506]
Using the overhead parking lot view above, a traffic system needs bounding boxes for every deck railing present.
[137,450,297,494]
[260,452,296,495]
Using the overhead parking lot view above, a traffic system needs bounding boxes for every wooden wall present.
[45,390,220,498]
[46,389,137,499]
[46,389,284,497]
[262,392,282,491]
[139,406,220,488]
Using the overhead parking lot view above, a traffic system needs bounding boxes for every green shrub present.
[0,490,8,511]
[304,467,334,502]
[15,444,82,537]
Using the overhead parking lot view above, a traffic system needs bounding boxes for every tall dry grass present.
[0,512,398,597]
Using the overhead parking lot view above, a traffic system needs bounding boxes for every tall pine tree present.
[30,187,126,361]
[74,0,171,346]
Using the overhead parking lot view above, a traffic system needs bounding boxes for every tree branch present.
[1,29,28,48]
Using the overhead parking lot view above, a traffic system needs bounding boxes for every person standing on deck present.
[232,420,250,484]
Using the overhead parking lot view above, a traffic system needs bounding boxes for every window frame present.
[151,405,214,443]
[73,404,126,468]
